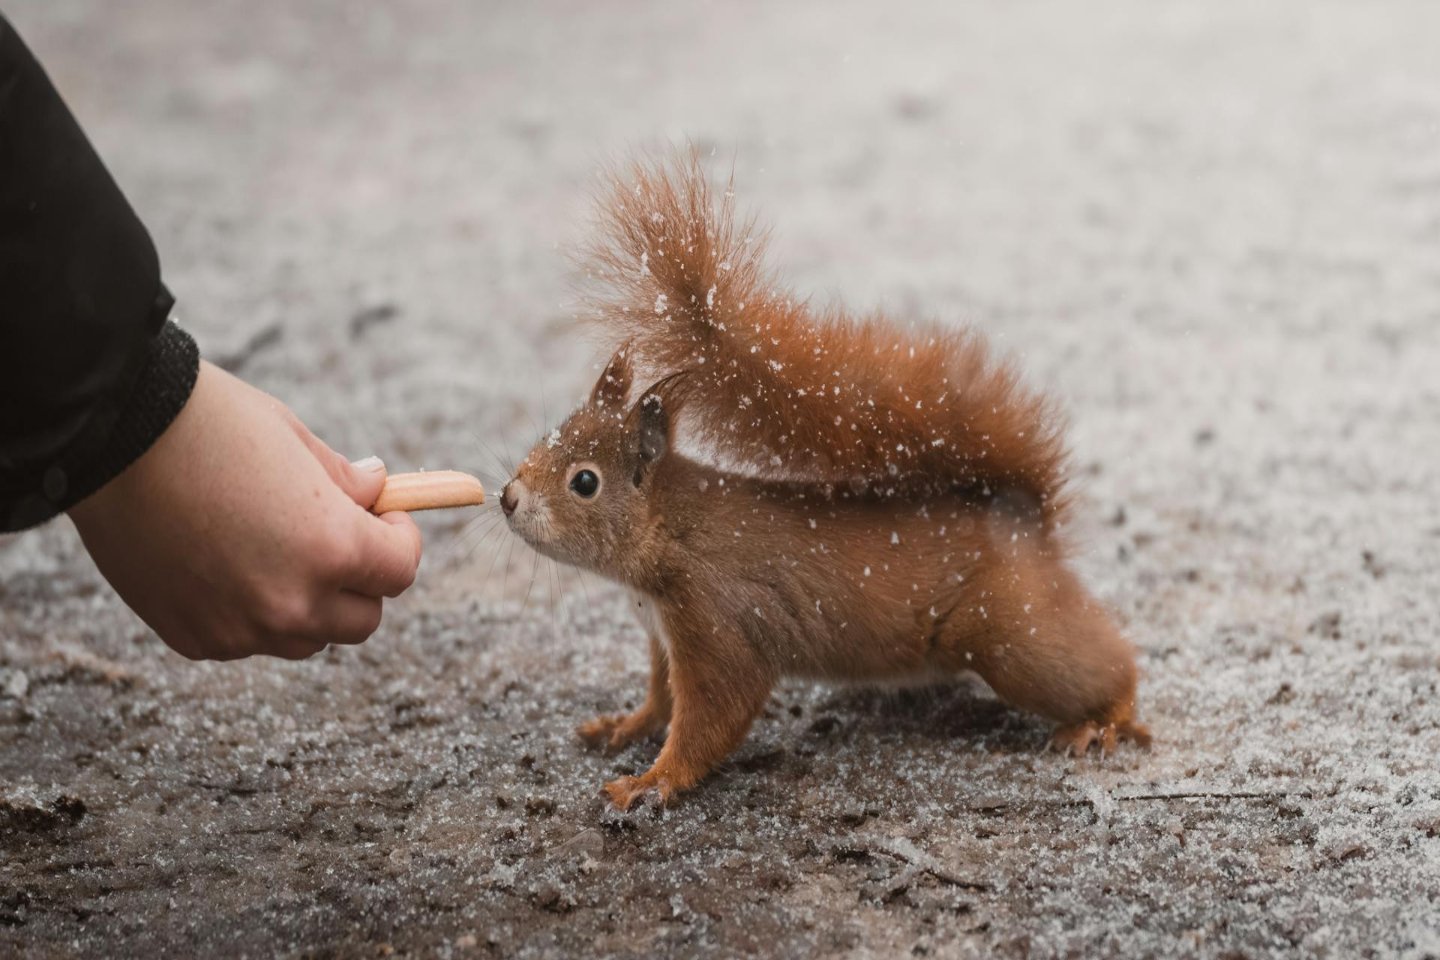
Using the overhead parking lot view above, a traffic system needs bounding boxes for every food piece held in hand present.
[372,471,485,513]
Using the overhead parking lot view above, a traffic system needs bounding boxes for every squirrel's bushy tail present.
[584,151,1070,529]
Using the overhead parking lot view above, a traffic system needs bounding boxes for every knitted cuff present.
[2,321,200,531]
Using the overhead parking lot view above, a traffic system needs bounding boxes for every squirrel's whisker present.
[440,515,490,564]
[472,434,514,485]
[454,516,506,568]
[484,519,516,595]
[520,547,540,617]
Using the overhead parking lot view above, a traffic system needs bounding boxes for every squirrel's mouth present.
[501,483,553,552]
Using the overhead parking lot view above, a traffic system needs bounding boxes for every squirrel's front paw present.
[577,711,665,754]
[602,774,672,812]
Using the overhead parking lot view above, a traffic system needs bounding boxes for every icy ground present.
[3,1,1439,957]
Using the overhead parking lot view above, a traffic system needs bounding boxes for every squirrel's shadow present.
[773,678,1046,755]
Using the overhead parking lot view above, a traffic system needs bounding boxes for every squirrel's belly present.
[802,666,985,691]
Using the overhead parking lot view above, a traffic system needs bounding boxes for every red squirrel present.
[500,154,1149,810]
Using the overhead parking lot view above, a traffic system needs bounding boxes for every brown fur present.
[583,151,1070,530]
[504,154,1148,810]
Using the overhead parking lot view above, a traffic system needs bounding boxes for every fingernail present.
[352,456,385,473]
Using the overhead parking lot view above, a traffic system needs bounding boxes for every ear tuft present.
[589,346,634,410]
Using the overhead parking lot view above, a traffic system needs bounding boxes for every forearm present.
[0,11,198,531]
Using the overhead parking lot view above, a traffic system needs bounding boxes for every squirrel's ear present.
[589,347,633,411]
[632,390,670,480]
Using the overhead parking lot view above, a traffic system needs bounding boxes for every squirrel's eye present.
[569,469,600,498]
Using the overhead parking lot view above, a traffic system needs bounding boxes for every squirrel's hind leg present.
[932,556,1150,757]
[578,632,673,754]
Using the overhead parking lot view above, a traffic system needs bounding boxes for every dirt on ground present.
[3,1,1439,957]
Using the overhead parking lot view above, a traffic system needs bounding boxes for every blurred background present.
[2,2,1438,957]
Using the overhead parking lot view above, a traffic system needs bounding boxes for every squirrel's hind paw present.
[1050,718,1152,758]
[603,774,672,812]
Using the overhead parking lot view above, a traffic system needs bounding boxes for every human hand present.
[68,361,422,660]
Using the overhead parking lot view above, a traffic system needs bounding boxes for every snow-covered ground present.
[3,1,1438,956]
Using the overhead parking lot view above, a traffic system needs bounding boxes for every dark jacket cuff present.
[1,320,199,532]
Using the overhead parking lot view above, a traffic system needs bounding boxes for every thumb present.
[293,422,389,509]
[340,455,390,510]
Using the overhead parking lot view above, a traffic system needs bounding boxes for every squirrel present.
[500,153,1149,811]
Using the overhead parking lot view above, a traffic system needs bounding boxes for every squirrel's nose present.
[500,482,519,517]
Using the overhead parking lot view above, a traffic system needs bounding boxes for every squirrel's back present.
[583,151,1070,530]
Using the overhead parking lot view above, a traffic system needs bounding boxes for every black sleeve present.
[0,11,199,532]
